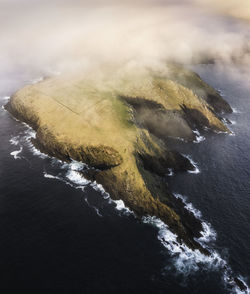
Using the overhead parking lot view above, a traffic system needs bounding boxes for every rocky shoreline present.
[5,64,232,255]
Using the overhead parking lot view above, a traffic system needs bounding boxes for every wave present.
[193,129,206,143]
[9,114,249,293]
[23,128,49,159]
[66,170,90,186]
[232,108,242,114]
[8,115,49,160]
[90,181,110,199]
[182,154,200,174]
[113,199,133,215]
[173,193,216,244]
[9,135,20,146]
[93,206,103,217]
[10,146,23,159]
[216,89,226,97]
[146,215,249,293]
[1,96,10,102]
[143,193,249,293]
[167,168,174,176]
[43,172,61,180]
[142,216,223,274]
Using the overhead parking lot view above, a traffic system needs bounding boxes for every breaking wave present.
[9,135,20,146]
[232,108,242,114]
[10,146,23,159]
[142,192,249,294]
[6,103,249,294]
[182,154,200,174]
[173,193,216,243]
[193,129,206,143]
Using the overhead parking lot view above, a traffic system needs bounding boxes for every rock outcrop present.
[6,64,232,254]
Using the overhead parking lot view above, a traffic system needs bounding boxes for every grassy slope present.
[7,65,230,252]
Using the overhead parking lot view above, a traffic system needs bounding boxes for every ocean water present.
[0,65,249,294]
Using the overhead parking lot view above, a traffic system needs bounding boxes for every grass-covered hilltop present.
[6,64,232,254]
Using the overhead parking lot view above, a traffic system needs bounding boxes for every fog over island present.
[1,0,250,76]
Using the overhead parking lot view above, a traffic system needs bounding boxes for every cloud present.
[0,0,250,76]
[194,0,250,21]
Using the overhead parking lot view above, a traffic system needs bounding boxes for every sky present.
[1,0,250,76]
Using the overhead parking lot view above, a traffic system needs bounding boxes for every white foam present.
[143,216,222,273]
[90,181,110,199]
[9,105,248,292]
[222,118,228,124]
[1,96,10,101]
[143,215,249,293]
[62,160,87,171]
[174,193,202,218]
[10,146,23,159]
[29,143,48,159]
[216,89,226,97]
[199,222,217,243]
[221,118,237,127]
[24,127,36,139]
[232,107,241,114]
[93,206,103,217]
[167,168,174,176]
[66,170,90,186]
[193,130,206,143]
[113,199,133,215]
[43,172,61,180]
[22,128,50,159]
[224,272,250,294]
[182,154,200,174]
[9,136,20,146]
[214,129,229,135]
[114,199,126,210]
[168,194,249,292]
[89,181,133,215]
[173,193,216,243]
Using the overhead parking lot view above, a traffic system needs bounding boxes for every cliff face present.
[6,64,231,253]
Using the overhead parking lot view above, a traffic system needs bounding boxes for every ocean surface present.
[0,65,249,294]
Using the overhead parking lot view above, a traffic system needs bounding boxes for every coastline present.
[5,65,232,255]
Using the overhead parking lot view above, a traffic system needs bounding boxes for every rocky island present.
[6,64,232,255]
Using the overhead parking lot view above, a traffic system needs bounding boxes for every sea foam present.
[232,107,242,114]
[143,193,249,293]
[9,135,20,146]
[182,154,200,174]
[9,111,249,293]
[10,146,23,159]
[193,129,206,143]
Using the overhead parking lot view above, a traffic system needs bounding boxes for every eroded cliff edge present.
[6,64,232,254]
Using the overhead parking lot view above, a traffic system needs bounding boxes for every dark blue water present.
[0,65,249,294]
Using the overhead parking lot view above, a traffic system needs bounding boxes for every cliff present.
[6,64,232,254]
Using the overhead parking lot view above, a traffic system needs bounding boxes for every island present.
[6,64,232,255]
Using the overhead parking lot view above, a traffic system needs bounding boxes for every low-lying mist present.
[1,0,250,78]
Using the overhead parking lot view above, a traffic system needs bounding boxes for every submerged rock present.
[6,64,231,254]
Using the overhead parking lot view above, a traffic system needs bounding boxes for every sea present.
[0,64,249,294]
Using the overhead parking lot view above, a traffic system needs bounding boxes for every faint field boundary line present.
[36,89,80,115]
[35,88,110,116]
